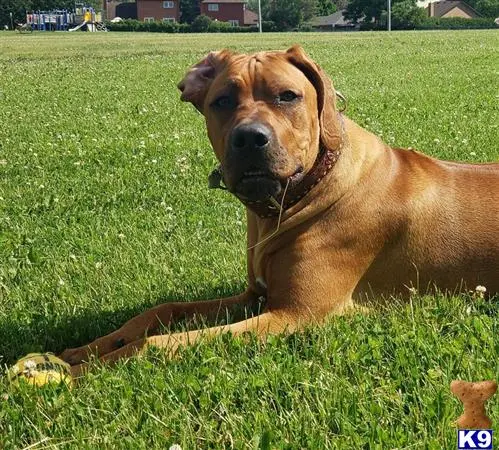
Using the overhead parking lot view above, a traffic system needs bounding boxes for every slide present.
[68,21,87,32]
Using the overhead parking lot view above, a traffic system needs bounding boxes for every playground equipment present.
[69,5,105,32]
[27,10,75,31]
[26,5,107,32]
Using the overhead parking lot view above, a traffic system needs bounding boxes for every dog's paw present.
[59,346,94,366]
[60,334,127,365]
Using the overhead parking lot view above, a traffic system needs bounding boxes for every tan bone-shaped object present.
[450,380,497,429]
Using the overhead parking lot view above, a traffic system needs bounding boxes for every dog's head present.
[178,45,341,202]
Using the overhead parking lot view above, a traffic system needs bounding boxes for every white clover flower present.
[24,360,36,370]
[474,285,487,299]
[169,445,182,450]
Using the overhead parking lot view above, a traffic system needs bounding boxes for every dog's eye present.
[278,91,299,102]
[212,96,234,109]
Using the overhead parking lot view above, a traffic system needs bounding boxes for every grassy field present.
[0,30,498,448]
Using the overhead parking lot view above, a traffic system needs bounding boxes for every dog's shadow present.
[0,283,251,366]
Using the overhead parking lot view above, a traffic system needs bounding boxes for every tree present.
[248,0,316,29]
[278,0,316,28]
[249,0,356,29]
[1,0,31,26]
[317,0,337,16]
[179,0,200,24]
[454,0,499,17]
[248,0,271,18]
[335,0,349,9]
[191,13,212,31]
[344,0,409,24]
[391,0,426,28]
[475,0,499,17]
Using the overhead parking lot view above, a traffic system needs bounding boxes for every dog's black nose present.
[230,123,271,151]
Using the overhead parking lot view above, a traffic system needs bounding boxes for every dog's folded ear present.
[178,50,232,113]
[286,45,342,153]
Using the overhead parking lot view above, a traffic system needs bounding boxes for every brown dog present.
[61,46,499,374]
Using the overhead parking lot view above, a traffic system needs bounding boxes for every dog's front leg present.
[69,310,293,377]
[60,291,258,365]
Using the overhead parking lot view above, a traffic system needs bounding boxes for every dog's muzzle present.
[224,122,284,202]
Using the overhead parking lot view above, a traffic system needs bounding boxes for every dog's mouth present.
[240,169,274,182]
[234,166,304,202]
[235,170,280,201]
[240,166,304,183]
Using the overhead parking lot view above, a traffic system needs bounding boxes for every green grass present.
[0,30,498,448]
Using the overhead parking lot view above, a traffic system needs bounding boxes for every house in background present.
[136,0,180,22]
[106,1,138,20]
[201,0,250,26]
[418,0,480,18]
[243,8,258,26]
[133,0,257,25]
[309,10,358,31]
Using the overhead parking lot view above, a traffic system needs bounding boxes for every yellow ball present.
[7,353,72,388]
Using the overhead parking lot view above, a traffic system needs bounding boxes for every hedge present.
[107,17,497,33]
[416,17,497,29]
[360,16,497,30]
[105,18,257,33]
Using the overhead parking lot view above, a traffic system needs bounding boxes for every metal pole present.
[10,12,13,30]
[258,0,262,33]
[387,0,391,31]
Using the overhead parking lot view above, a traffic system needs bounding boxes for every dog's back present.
[353,144,499,298]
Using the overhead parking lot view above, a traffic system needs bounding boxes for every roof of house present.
[429,1,480,17]
[309,10,352,27]
[202,0,246,3]
[244,9,258,25]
